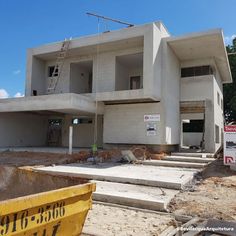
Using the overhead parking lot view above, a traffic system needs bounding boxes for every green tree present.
[224,38,236,123]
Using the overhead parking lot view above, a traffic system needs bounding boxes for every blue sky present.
[0,0,235,98]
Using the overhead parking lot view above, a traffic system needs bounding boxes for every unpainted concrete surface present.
[35,163,198,190]
[165,155,213,163]
[171,152,214,158]
[143,159,207,168]
[93,180,178,211]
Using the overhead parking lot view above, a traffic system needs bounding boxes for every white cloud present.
[224,34,236,45]
[14,92,24,98]
[0,89,9,99]
[13,70,21,75]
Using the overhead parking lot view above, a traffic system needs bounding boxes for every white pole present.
[69,125,73,155]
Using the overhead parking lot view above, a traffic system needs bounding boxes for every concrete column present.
[180,120,183,147]
[69,125,73,155]
[205,99,215,152]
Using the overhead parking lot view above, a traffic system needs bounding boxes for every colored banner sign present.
[224,125,236,165]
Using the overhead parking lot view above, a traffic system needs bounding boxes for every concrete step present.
[171,152,214,158]
[35,163,197,190]
[164,156,213,164]
[92,180,178,212]
[142,160,207,169]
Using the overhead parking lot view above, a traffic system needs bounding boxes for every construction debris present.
[131,146,167,160]
[169,159,236,221]
[121,150,137,163]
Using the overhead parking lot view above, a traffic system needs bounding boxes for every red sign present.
[224,125,236,166]
[224,125,236,132]
[224,156,235,164]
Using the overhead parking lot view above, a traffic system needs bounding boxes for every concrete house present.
[0,21,232,152]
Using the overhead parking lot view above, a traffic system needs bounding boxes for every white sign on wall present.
[144,114,160,122]
[146,122,157,136]
[224,125,236,165]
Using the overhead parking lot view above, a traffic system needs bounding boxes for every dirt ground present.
[82,203,175,236]
[1,150,236,233]
[0,150,89,166]
[0,149,123,167]
[169,159,236,220]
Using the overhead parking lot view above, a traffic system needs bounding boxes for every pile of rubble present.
[73,146,167,164]
[0,146,167,166]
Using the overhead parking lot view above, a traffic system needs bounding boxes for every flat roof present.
[30,21,170,59]
[30,22,153,58]
[167,29,232,83]
[29,21,232,83]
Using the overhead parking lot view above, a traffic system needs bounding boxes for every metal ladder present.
[47,38,71,93]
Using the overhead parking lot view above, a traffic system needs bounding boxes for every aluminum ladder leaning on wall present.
[47,38,71,93]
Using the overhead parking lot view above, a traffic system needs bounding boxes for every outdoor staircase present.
[142,152,215,169]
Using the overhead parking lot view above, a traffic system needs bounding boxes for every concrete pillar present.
[204,99,215,152]
[69,125,73,155]
[180,120,183,147]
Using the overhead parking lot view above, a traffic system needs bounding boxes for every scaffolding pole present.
[86,12,134,27]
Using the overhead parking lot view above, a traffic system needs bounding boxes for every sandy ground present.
[169,159,236,220]
[1,150,236,233]
[82,203,175,236]
[0,151,88,166]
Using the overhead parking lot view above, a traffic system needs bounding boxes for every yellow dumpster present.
[0,182,96,236]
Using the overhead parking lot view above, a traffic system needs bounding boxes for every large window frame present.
[181,65,213,78]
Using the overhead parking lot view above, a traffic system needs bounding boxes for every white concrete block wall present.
[143,24,155,97]
[180,58,224,152]
[94,51,116,92]
[21,23,228,151]
[103,103,162,144]
[181,76,214,101]
[183,133,203,146]
[213,68,224,151]
[62,115,103,148]
[152,24,163,99]
[93,47,144,93]
[70,63,91,94]
[115,59,129,90]
[28,46,144,96]
[46,59,70,94]
[161,40,180,144]
[31,57,46,96]
[0,113,48,147]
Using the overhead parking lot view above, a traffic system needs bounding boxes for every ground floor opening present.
[0,112,103,149]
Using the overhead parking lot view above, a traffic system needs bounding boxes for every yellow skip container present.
[0,180,96,236]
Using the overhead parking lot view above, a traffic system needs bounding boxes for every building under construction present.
[0,21,232,152]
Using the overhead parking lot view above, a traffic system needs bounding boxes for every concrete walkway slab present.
[165,155,213,163]
[35,163,198,190]
[93,181,178,211]
[171,152,214,158]
[142,160,207,169]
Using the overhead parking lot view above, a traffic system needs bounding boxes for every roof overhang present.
[0,93,104,115]
[166,29,232,84]
[30,23,151,60]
